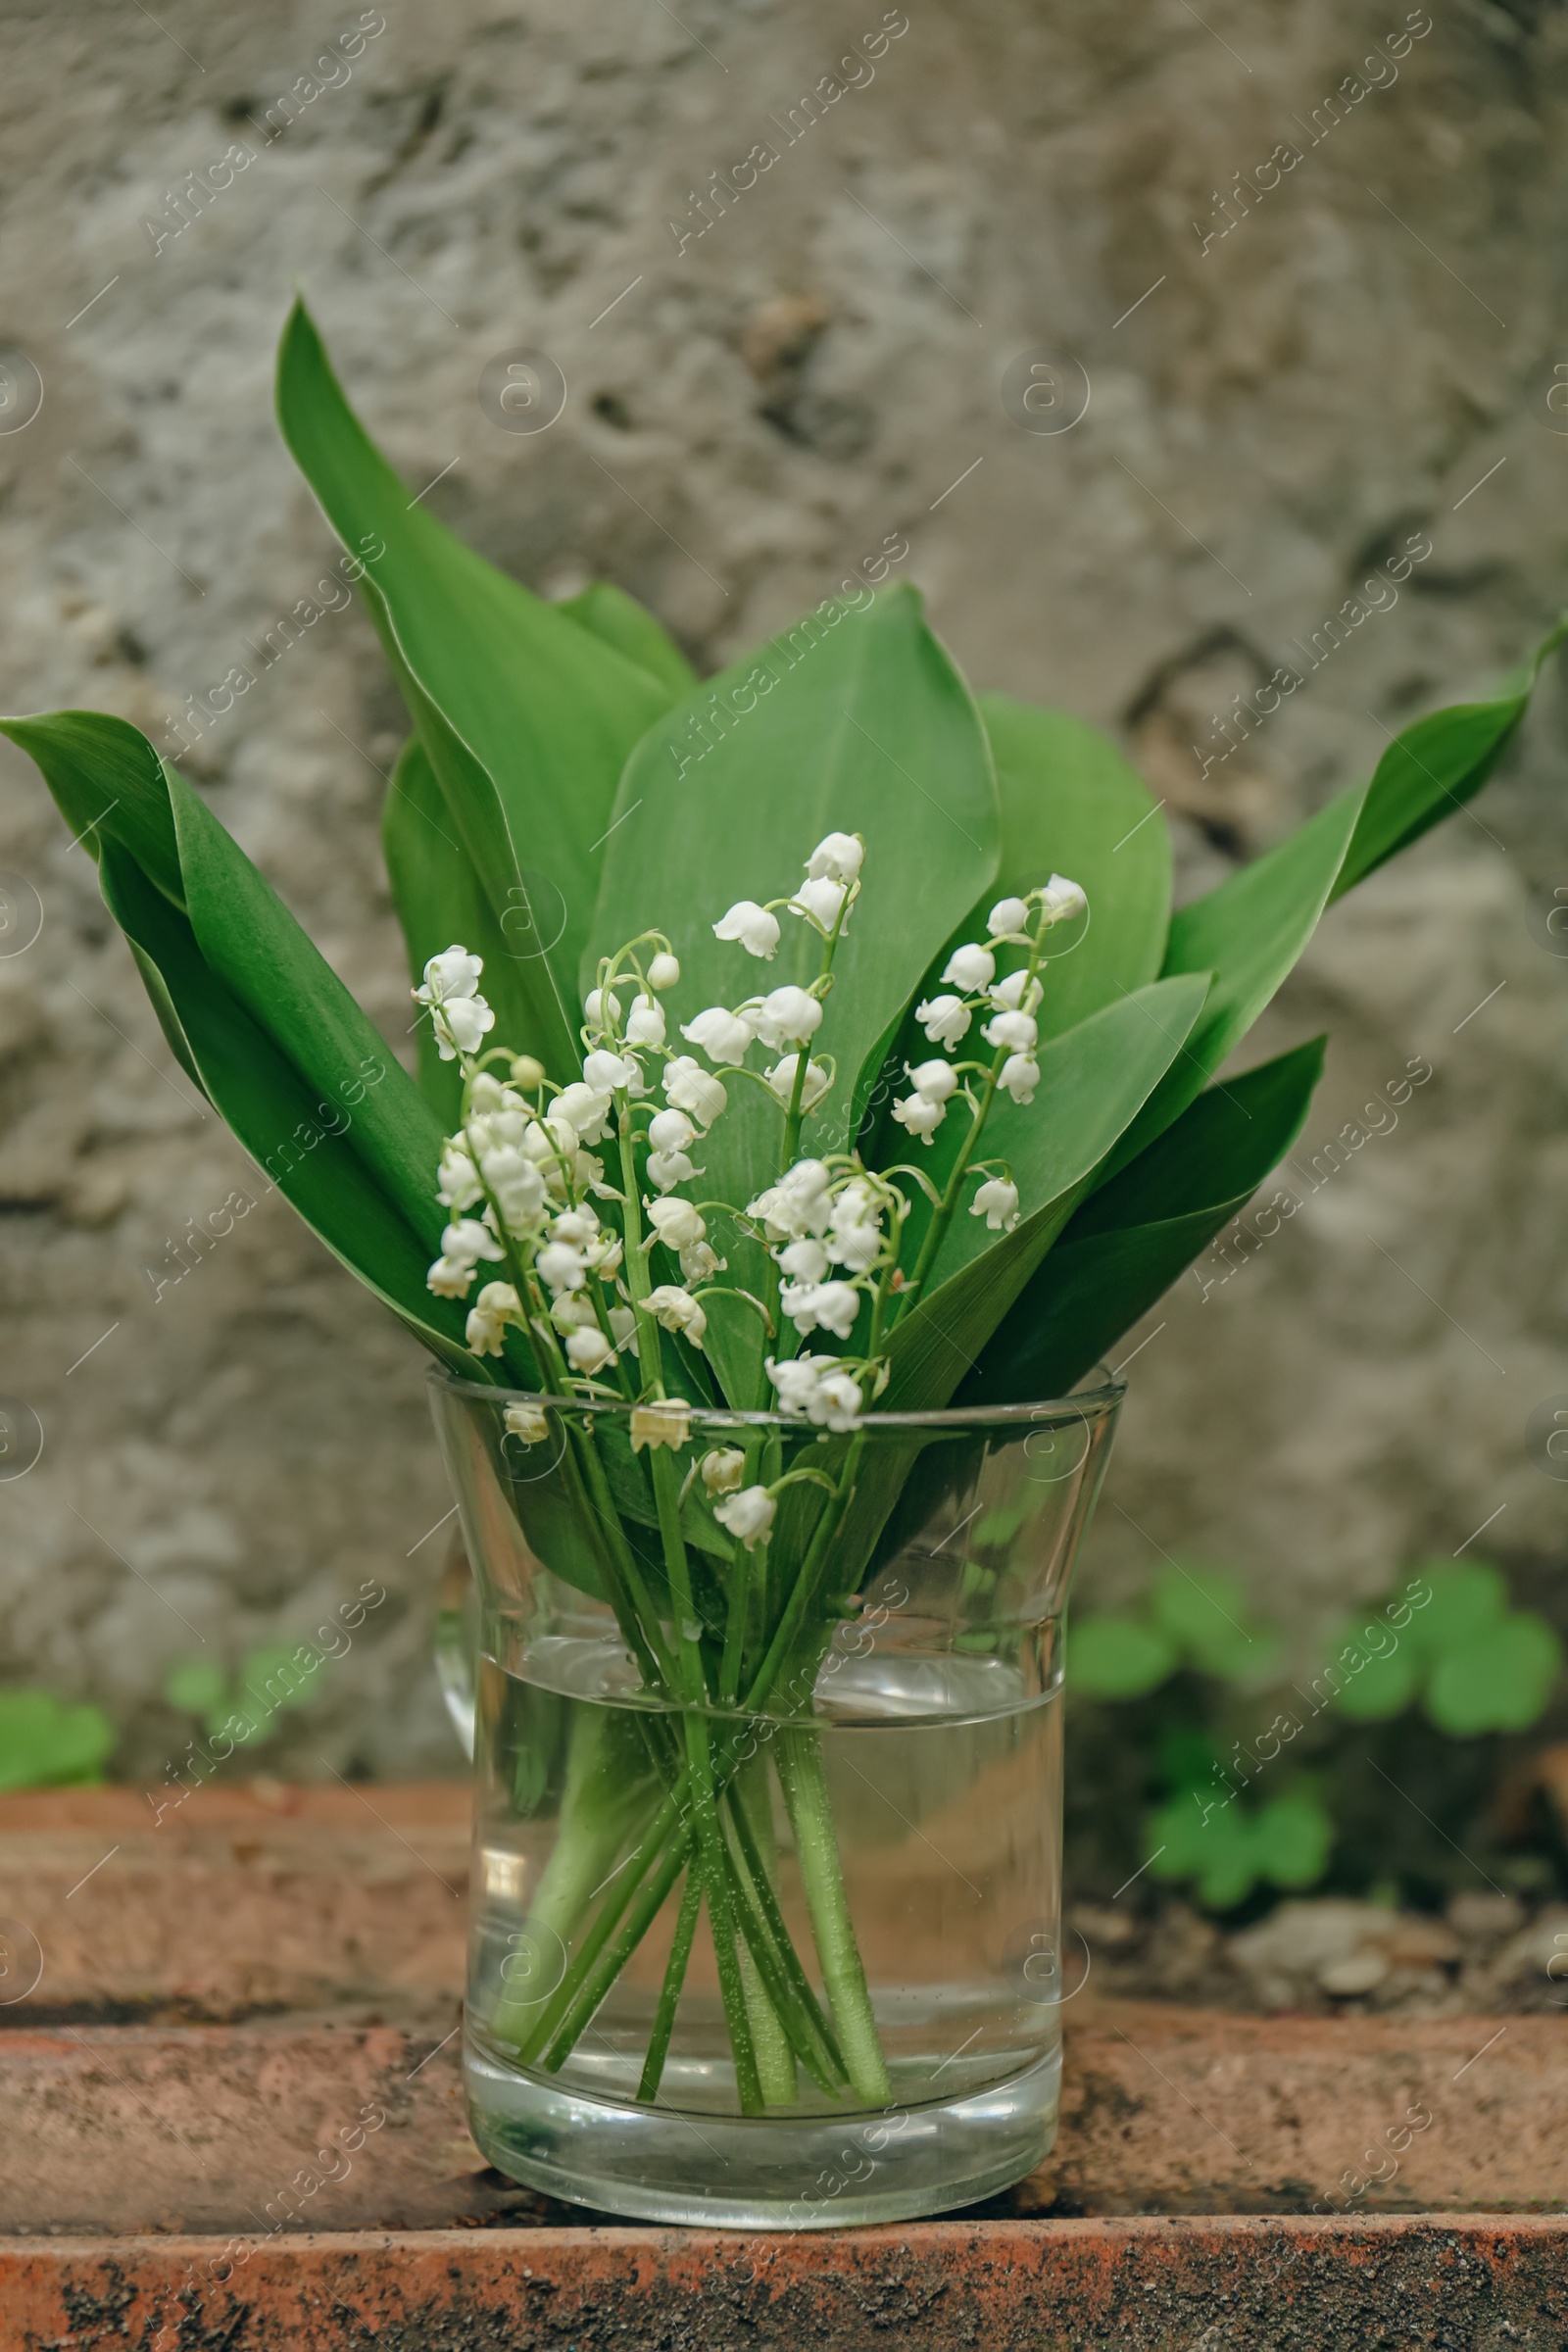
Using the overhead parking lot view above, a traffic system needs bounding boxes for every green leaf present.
[875,976,1204,1413]
[382,735,512,1125]
[164,1659,229,1718]
[1067,1614,1176,1697]
[0,1690,116,1791]
[1150,1564,1280,1683]
[557,580,697,698]
[590,582,1001,1405]
[1254,1793,1334,1889]
[1406,1562,1508,1658]
[1329,1639,1421,1721]
[959,1037,1326,1406]
[1331,616,1567,898]
[99,840,506,1379]
[978,695,1171,1044]
[885,975,1210,1410]
[1114,794,1362,1172]
[1426,1613,1562,1736]
[275,299,671,1074]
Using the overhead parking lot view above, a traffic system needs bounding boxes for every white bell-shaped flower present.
[469,1072,507,1114]
[1040,873,1088,925]
[941,943,995,993]
[988,896,1033,939]
[647,1196,706,1252]
[807,831,863,884]
[663,1055,727,1129]
[551,1207,600,1245]
[437,1141,483,1212]
[504,1400,550,1443]
[680,1238,723,1283]
[990,969,1044,1013]
[646,1147,697,1193]
[630,1397,692,1453]
[971,1176,1021,1231]
[791,875,848,932]
[777,1236,830,1284]
[646,1284,708,1345]
[713,900,781,959]
[584,987,621,1031]
[765,1054,831,1108]
[426,1254,475,1298]
[648,1106,696,1154]
[564,1324,616,1374]
[766,1354,824,1414]
[983,1007,1038,1054]
[418,945,485,1004]
[433,993,495,1060]
[783,1279,860,1339]
[536,1241,587,1294]
[892,1093,946,1145]
[827,1181,883,1273]
[466,1280,521,1357]
[479,1147,546,1226]
[754,986,822,1051]
[609,1304,639,1356]
[714,1484,776,1547]
[551,1293,598,1334]
[681,1005,755,1066]
[906,1058,958,1102]
[625,994,665,1048]
[809,1368,864,1430]
[999,1053,1039,1105]
[553,1083,612,1144]
[441,1217,506,1268]
[648,952,681,991]
[915,993,971,1047]
[583,1049,641,1096]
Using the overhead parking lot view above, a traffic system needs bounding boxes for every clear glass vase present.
[429,1365,1121,2229]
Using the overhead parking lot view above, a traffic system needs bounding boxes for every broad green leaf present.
[382,735,522,1125]
[275,300,670,1074]
[4,708,457,1263]
[0,1691,115,1791]
[557,580,697,698]
[1330,1640,1420,1721]
[1406,1562,1507,1657]
[959,1037,1325,1406]
[1254,1793,1334,1889]
[1332,615,1567,898]
[98,839,513,1381]
[882,974,1210,1410]
[1426,1614,1562,1736]
[1067,1614,1176,1697]
[590,582,1001,1405]
[978,695,1171,1043]
[1113,794,1360,1172]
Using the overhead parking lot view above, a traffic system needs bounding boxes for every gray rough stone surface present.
[0,0,1565,1778]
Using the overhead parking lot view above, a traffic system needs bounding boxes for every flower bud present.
[648,952,681,990]
[988,896,1033,938]
[625,994,666,1048]
[510,1054,546,1093]
[564,1325,616,1374]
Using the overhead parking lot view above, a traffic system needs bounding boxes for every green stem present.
[729,1753,796,2106]
[636,1865,703,2103]
[775,1727,892,2103]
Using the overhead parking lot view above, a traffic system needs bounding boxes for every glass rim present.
[427,1360,1126,1431]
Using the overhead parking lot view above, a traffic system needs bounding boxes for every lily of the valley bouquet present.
[10,302,1558,2196]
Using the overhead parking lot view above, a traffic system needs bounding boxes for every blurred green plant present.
[1067,1562,1282,1696]
[164,1642,326,1741]
[1326,1562,1562,1735]
[0,1690,116,1790]
[1066,1555,1565,1913]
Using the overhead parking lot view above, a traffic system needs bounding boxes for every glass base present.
[465,2029,1061,2229]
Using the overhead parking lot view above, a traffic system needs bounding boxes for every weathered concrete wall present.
[1,0,1566,1777]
